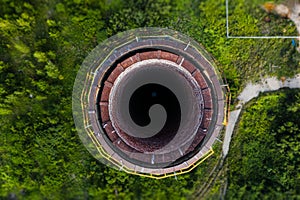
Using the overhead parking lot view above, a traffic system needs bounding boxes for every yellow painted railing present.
[223,84,231,126]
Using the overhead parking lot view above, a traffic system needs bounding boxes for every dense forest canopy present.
[226,89,300,199]
[0,0,300,199]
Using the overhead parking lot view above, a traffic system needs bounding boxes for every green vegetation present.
[1,0,300,199]
[229,0,298,37]
[226,89,300,199]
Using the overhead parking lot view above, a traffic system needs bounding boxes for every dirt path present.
[222,74,300,157]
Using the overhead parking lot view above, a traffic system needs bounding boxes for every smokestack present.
[72,28,225,177]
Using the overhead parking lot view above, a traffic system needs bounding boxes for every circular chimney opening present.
[108,59,203,153]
